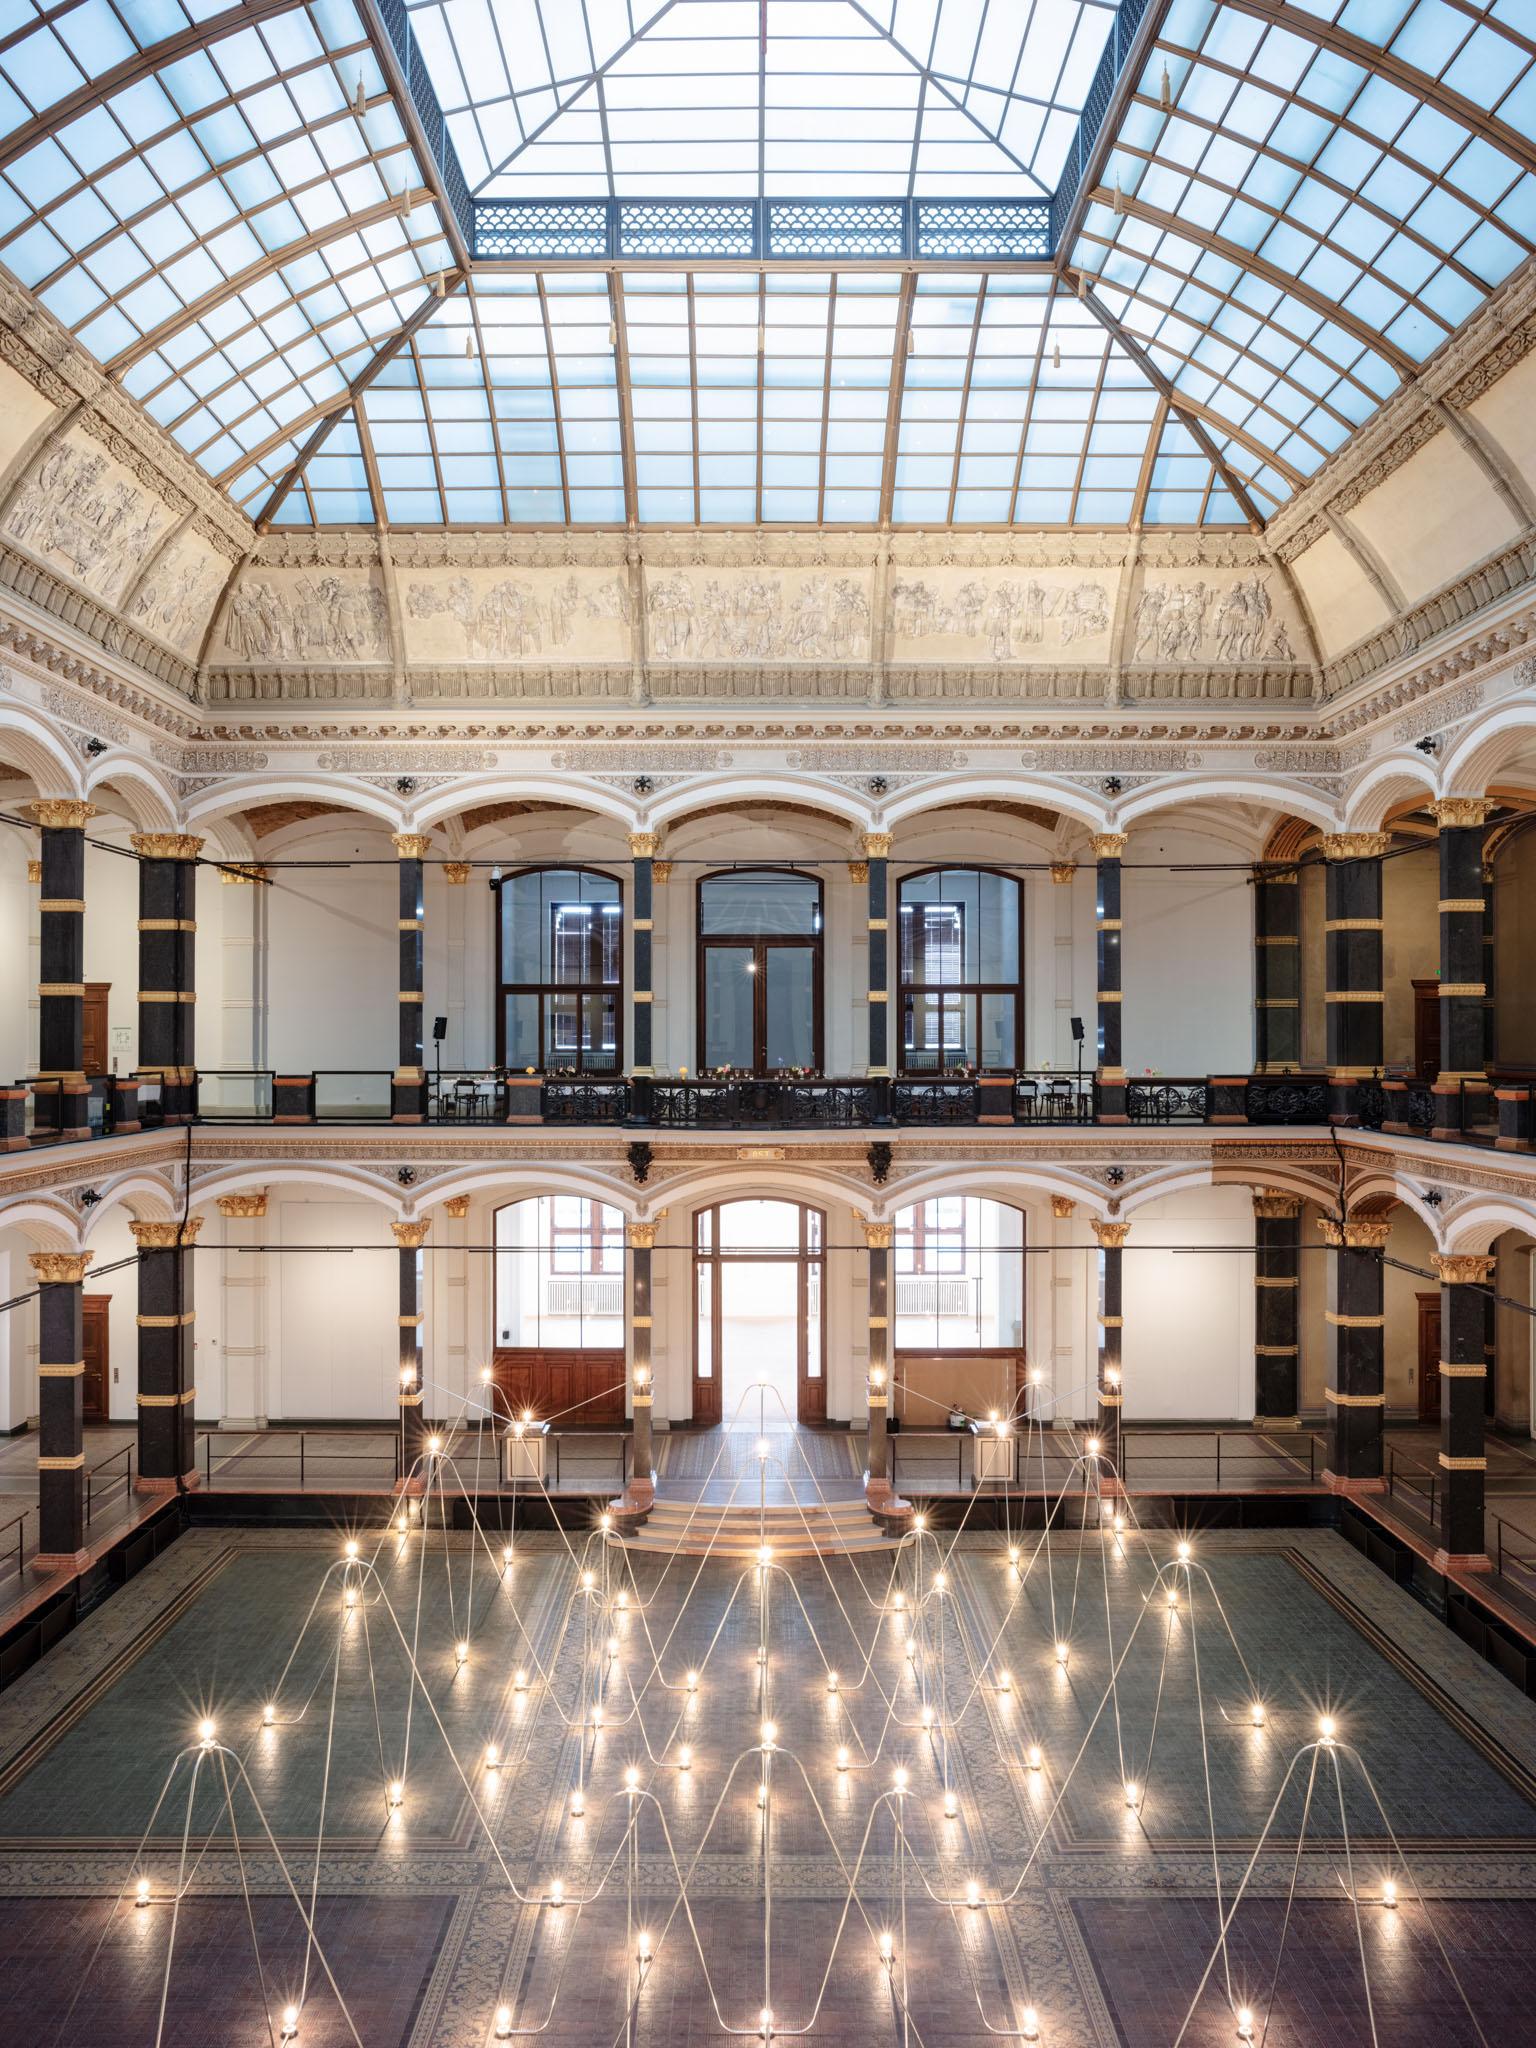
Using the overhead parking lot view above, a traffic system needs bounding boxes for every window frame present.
[494,863,625,1074]
[896,864,1024,1075]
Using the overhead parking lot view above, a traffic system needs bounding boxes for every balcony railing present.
[4,1067,1531,1145]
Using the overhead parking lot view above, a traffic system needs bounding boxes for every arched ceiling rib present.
[0,0,1530,538]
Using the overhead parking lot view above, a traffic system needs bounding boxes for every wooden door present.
[82,1293,110,1423]
[1412,979,1440,1082]
[1416,1291,1442,1426]
[692,1252,722,1427]
[82,982,111,1075]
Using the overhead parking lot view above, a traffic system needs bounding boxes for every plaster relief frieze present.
[411,666,634,700]
[1016,744,1200,772]
[782,746,967,772]
[148,741,269,775]
[888,567,1115,664]
[214,568,390,668]
[644,568,874,665]
[1390,681,1488,746]
[41,683,134,750]
[12,656,200,741]
[126,531,229,659]
[402,568,631,665]
[386,531,628,571]
[3,431,178,607]
[0,547,199,698]
[251,532,384,570]
[313,745,497,773]
[547,744,734,772]
[207,668,396,704]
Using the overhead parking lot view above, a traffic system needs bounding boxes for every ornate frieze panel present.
[3,430,177,607]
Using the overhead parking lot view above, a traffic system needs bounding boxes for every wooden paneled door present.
[82,982,111,1076]
[1416,1290,1442,1426]
[491,1348,626,1427]
[82,1293,110,1423]
[692,1201,825,1427]
[1412,978,1440,1082]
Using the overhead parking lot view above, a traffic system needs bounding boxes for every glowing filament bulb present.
[1022,2008,1040,2041]
[893,1590,906,1611]
[570,1788,584,1817]
[387,1779,403,1809]
[637,1930,652,1964]
[495,2007,513,2039]
[920,1705,935,1730]
[1008,1546,1020,1568]
[1055,1641,1069,1666]
[1166,1587,1179,1611]
[549,1879,564,1907]
[1250,1702,1265,1728]
[135,1877,150,1907]
[344,1587,357,1610]
[965,1879,981,1909]
[1123,1780,1139,1809]
[591,1706,603,1728]
[428,1435,442,1455]
[198,1719,216,1748]
[757,1780,768,1807]
[263,1703,276,1728]
[1086,1436,1101,1456]
[484,1744,500,1771]
[1236,2010,1255,2042]
[480,1366,493,1385]
[344,1538,358,1559]
[998,1670,1013,1694]
[599,1513,612,1534]
[826,1670,839,1694]
[456,1640,469,1664]
[514,1669,528,1692]
[1382,1878,1397,1909]
[943,1789,958,1817]
[760,2009,774,2038]
[758,1544,773,1567]
[677,1746,692,1771]
[1027,1744,1043,1772]
[878,1931,894,1963]
[934,1571,948,1593]
[502,1546,514,1568]
[913,1513,927,1533]
[836,1746,851,1772]
[904,1638,917,1662]
[281,2006,299,2040]
[624,1766,639,1792]
[1113,1514,1125,1534]
[756,1438,769,1460]
[396,1516,409,1535]
[892,1767,909,1793]
[615,1589,629,1610]
[757,1646,768,1666]
[607,1636,621,1658]
[760,1721,776,1748]
[686,1670,699,1692]
[581,1569,595,1591]
[1177,1540,1190,1562]
[1319,1715,1336,1744]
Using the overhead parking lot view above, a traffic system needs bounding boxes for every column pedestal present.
[1432,1252,1496,1570]
[1093,834,1127,1123]
[132,1217,202,1493]
[1320,1216,1390,1490]
[30,1251,93,1568]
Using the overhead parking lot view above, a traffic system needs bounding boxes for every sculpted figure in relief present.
[224,574,388,662]
[129,540,223,652]
[646,573,869,662]
[1133,573,1292,665]
[406,573,629,658]
[5,443,164,601]
[891,575,1110,659]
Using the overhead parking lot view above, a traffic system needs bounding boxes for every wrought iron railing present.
[473,197,1052,263]
[1244,1075,1329,1124]
[1126,1077,1210,1124]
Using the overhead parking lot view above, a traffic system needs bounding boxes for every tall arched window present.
[697,868,823,1074]
[898,867,1022,1072]
[893,1196,1027,1426]
[496,867,622,1072]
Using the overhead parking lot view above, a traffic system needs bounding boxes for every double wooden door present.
[82,1293,110,1422]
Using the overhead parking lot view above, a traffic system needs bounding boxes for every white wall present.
[1120,1186,1255,1421]
[1121,826,1254,1075]
[275,1198,398,1418]
[0,804,31,1083]
[264,822,397,1089]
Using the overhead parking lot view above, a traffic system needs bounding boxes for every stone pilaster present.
[861,835,891,1087]
[1252,1190,1301,1422]
[1319,1215,1390,1490]
[1430,799,1492,1139]
[216,1191,268,1429]
[1090,1219,1128,1480]
[29,1250,92,1565]
[1431,1252,1496,1567]
[1322,832,1388,1124]
[621,1221,656,1513]
[393,1218,430,1485]
[28,800,95,1141]
[130,1217,202,1492]
[1093,834,1127,1123]
[392,835,428,1123]
[1253,860,1301,1071]
[132,833,203,1125]
[629,834,656,1079]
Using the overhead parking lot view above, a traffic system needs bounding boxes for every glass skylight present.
[405,0,1120,199]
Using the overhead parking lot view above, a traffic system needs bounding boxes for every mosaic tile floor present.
[2,1522,1534,2046]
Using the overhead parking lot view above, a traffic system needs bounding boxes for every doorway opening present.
[693,1199,824,1427]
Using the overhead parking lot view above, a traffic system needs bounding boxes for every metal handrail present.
[84,1443,133,1525]
[890,1425,1324,1494]
[1494,1513,1536,1589]
[1384,1444,1439,1526]
[0,1507,25,1586]
[203,1428,404,1489]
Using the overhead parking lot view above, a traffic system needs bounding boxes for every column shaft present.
[393,1219,430,1483]
[134,835,202,1124]
[29,801,95,1140]
[1431,800,1491,1137]
[1091,1220,1128,1481]
[629,834,656,1078]
[624,1221,656,1510]
[862,834,891,1083]
[1093,834,1127,1123]
[1321,1216,1389,1486]
[1322,833,1388,1124]
[392,836,428,1122]
[864,1223,895,1507]
[1252,1192,1301,1421]
[30,1251,92,1563]
[132,1219,202,1490]
[1253,863,1301,1071]
[1433,1253,1495,1563]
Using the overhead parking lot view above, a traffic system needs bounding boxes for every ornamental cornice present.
[128,1217,204,1248]
[28,1251,93,1283]
[1317,1217,1392,1249]
[390,1220,431,1249]
[1316,535,1536,702]
[130,833,204,859]
[1430,1253,1497,1285]
[26,798,96,828]
[0,550,200,698]
[215,1191,268,1218]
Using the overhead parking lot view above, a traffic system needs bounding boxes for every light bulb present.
[549,1879,564,1907]
[1007,1546,1020,1567]
[570,1788,584,1817]
[1177,1540,1190,1561]
[934,1571,948,1593]
[396,1515,409,1535]
[965,1878,981,1909]
[502,1545,514,1568]
[943,1789,958,1817]
[428,1435,442,1454]
[760,1720,777,1748]
[1113,1513,1125,1534]
[514,1669,527,1692]
[495,2007,513,2040]
[686,1670,699,1692]
[758,1544,773,1566]
[757,1646,768,1666]
[1124,1780,1139,1809]
[198,1718,216,1748]
[1319,1715,1336,1743]
[615,1589,629,1610]
[1382,1878,1397,1909]
[1166,1587,1179,1610]
[920,1705,935,1729]
[677,1745,692,1771]
[637,1930,652,1964]
[480,1365,493,1385]
[756,1438,769,1460]
[1055,1641,1069,1666]
[344,1587,358,1610]
[1027,1744,1043,1772]
[456,1640,469,1664]
[760,2010,774,2039]
[624,1766,639,1792]
[263,1703,276,1727]
[913,1513,926,1533]
[344,1538,359,1559]
[281,2006,299,2040]
[893,1590,906,1611]
[892,1767,909,1793]
[1236,2010,1254,2042]
[836,1746,850,1772]
[904,1638,917,1661]
[826,1670,839,1694]
[878,1930,894,1963]
[591,1706,603,1728]
[1021,2008,1040,2041]
[998,1669,1013,1693]
[600,1512,612,1533]
[581,1569,595,1590]
[757,1780,768,1807]
[388,1779,403,1809]
[607,1636,621,1657]
[484,1744,500,1771]
[1086,1436,1101,1456]
[1250,1701,1265,1728]
[135,1876,150,1907]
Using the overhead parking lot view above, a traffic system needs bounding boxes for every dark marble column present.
[629,833,656,1080]
[28,800,95,1141]
[1432,1251,1495,1566]
[29,1249,93,1565]
[1090,1217,1128,1483]
[132,833,202,1125]
[131,1217,202,1492]
[1252,1190,1301,1422]
[1319,1215,1389,1490]
[392,834,428,1123]
[1322,832,1388,1125]
[864,1221,897,1510]
[393,1218,430,1486]
[623,1220,656,1511]
[862,833,891,1086]
[1253,860,1301,1071]
[1431,798,1492,1140]
[1093,834,1127,1123]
